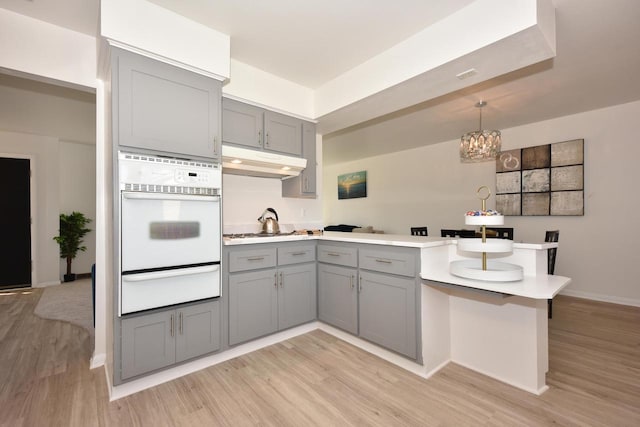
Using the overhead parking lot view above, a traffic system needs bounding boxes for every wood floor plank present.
[1,290,639,426]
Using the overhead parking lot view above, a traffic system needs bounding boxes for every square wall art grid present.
[495,139,584,216]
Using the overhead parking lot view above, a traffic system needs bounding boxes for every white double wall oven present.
[118,152,222,315]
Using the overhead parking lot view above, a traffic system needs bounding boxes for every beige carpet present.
[34,278,94,336]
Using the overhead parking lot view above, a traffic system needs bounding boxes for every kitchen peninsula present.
[225,231,569,394]
[112,232,568,399]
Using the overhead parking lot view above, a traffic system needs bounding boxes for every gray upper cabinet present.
[222,98,303,156]
[263,110,302,156]
[222,98,263,150]
[121,299,221,380]
[282,121,317,198]
[113,47,222,160]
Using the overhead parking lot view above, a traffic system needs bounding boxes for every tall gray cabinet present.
[112,47,222,160]
[111,47,224,384]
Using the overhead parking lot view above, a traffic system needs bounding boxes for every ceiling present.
[2,0,640,164]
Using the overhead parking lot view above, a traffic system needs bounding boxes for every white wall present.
[59,142,96,275]
[101,0,229,79]
[0,75,96,282]
[0,8,96,90]
[223,59,315,119]
[323,100,640,306]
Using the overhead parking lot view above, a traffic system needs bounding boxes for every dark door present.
[0,158,31,288]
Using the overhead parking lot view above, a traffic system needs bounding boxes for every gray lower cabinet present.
[278,264,317,330]
[317,243,420,361]
[227,243,316,346]
[228,269,278,345]
[121,300,220,380]
[318,264,358,334]
[358,271,417,359]
[113,47,222,160]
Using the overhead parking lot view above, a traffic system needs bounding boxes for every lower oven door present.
[121,192,220,272]
[121,264,220,315]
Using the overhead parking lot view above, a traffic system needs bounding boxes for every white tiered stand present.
[449,213,524,282]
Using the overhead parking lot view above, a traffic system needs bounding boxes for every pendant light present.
[460,101,501,163]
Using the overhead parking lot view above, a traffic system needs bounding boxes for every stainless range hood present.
[221,145,307,179]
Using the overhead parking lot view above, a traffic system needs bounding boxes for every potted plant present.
[53,211,92,282]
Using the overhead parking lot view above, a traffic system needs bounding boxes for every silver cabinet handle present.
[359,276,362,292]
[258,130,262,146]
[350,275,354,289]
[280,272,284,288]
[375,259,392,264]
[247,256,265,261]
[213,136,218,155]
[291,251,306,256]
[274,272,277,288]
[327,252,340,257]
[179,312,183,335]
[266,132,270,146]
[170,313,174,337]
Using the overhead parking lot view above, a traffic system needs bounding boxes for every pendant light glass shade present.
[460,101,501,163]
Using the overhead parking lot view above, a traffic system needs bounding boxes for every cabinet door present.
[300,122,317,194]
[282,121,316,198]
[318,264,358,334]
[115,48,221,159]
[264,110,302,155]
[121,310,175,379]
[229,269,278,345]
[358,271,417,359]
[278,264,317,330]
[222,98,264,149]
[176,300,221,363]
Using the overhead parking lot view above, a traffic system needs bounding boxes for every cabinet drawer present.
[317,245,357,267]
[229,248,277,272]
[359,248,416,277]
[278,244,316,266]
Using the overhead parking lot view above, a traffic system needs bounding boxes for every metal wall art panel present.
[495,139,584,216]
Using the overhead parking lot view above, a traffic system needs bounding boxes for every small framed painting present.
[338,171,367,199]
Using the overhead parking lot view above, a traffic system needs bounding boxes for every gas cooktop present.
[223,231,297,239]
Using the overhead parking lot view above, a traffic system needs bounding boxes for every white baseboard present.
[559,289,640,308]
[32,280,61,288]
[90,352,106,369]
[109,322,318,401]
[317,323,427,378]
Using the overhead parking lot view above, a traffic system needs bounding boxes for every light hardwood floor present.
[1,289,639,426]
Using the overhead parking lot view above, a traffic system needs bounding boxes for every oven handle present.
[122,192,219,202]
[122,265,219,282]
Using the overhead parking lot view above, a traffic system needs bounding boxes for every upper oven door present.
[121,192,220,272]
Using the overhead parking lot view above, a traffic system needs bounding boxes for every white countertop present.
[421,270,571,299]
[224,231,558,250]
